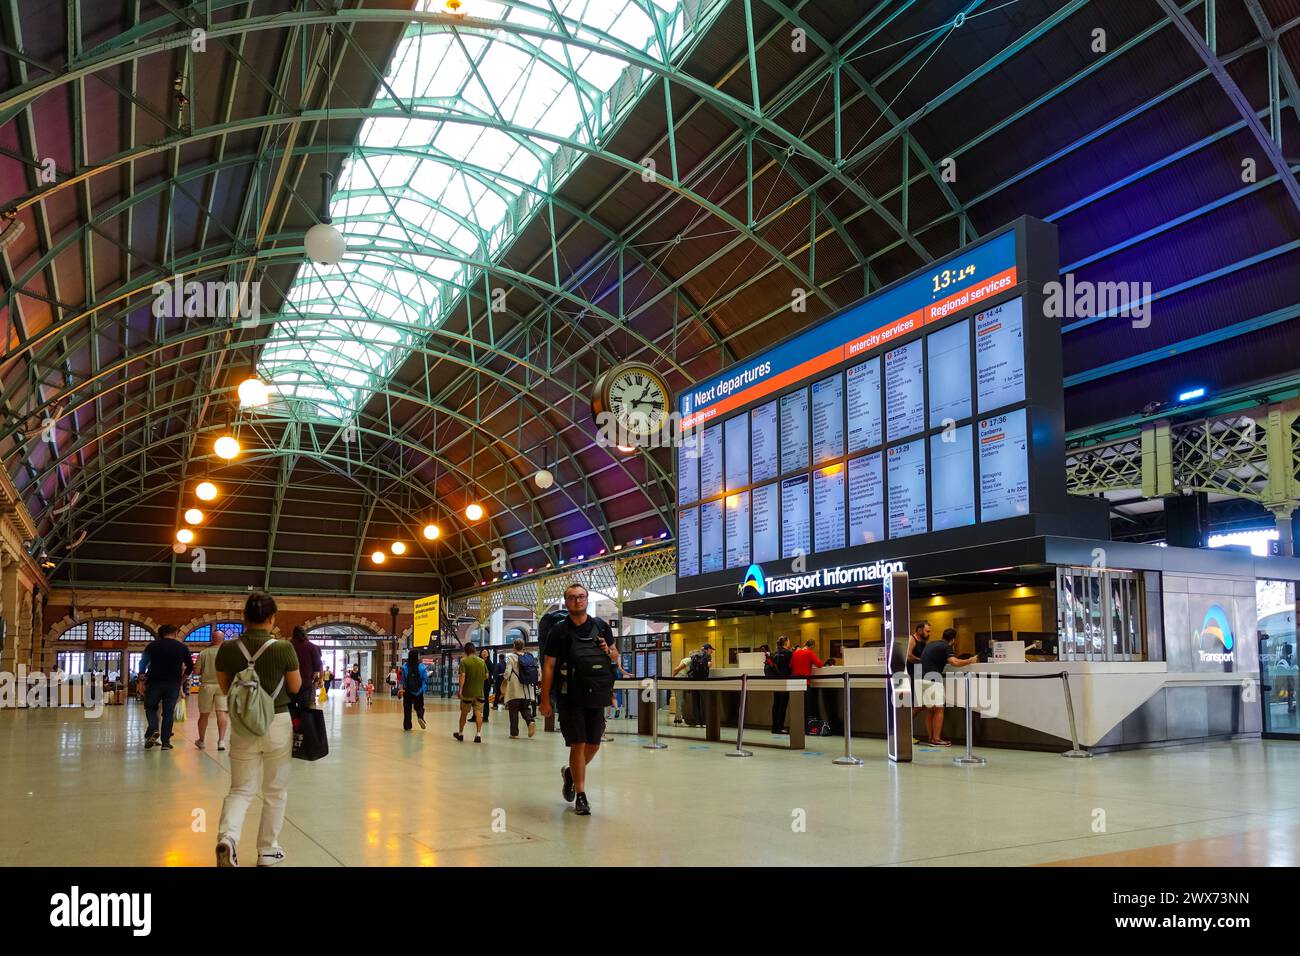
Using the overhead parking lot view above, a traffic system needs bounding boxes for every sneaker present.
[561,766,575,802]
[418,717,426,730]
[161,742,174,750]
[195,739,204,749]
[453,732,464,741]
[215,839,238,867]
[217,743,226,752]
[257,848,286,867]
[145,731,160,749]
[474,735,482,743]
[574,792,591,816]
[528,722,536,738]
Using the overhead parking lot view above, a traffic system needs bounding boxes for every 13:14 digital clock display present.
[932,263,976,294]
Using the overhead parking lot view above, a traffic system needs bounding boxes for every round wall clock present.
[590,363,672,445]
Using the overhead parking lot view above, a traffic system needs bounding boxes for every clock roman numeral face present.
[609,371,667,438]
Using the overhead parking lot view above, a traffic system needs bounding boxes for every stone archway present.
[301,614,386,636]
[180,612,281,639]
[43,607,161,646]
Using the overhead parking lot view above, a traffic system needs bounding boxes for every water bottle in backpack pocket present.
[228,639,285,737]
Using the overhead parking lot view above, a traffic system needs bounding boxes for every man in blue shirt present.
[138,624,194,750]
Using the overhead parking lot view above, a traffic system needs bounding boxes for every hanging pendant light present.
[391,541,407,555]
[422,523,441,540]
[304,27,345,266]
[184,508,204,525]
[196,481,219,502]
[465,502,485,522]
[237,376,270,408]
[214,435,241,460]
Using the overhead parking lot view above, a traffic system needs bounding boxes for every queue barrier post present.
[952,670,987,767]
[725,674,754,757]
[1059,671,1091,758]
[643,677,667,750]
[833,671,864,766]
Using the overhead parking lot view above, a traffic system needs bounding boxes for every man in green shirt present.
[213,593,301,867]
[454,641,487,743]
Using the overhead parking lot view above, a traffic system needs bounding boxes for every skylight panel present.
[260,0,698,419]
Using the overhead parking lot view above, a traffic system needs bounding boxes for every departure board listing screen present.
[674,219,1058,581]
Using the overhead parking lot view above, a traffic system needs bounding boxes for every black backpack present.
[516,652,539,686]
[537,608,569,660]
[687,651,710,680]
[404,664,423,694]
[563,619,615,708]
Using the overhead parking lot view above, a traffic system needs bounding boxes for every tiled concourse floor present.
[3,692,1299,867]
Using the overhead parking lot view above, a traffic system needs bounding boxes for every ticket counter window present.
[1259,579,1299,737]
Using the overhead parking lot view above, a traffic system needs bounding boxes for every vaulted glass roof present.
[259,0,696,420]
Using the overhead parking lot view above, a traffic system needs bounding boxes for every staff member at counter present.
[790,640,826,720]
[918,628,978,747]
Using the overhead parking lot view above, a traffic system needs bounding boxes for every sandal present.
[929,738,953,747]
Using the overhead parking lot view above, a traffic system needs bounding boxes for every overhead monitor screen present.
[979,409,1030,521]
[677,435,699,506]
[887,439,927,539]
[751,483,779,563]
[677,507,699,578]
[725,492,751,569]
[929,425,976,531]
[813,464,846,553]
[975,297,1026,412]
[884,340,925,441]
[846,357,882,454]
[725,414,750,492]
[928,319,971,427]
[811,373,845,466]
[780,474,810,559]
[700,424,724,501]
[750,400,778,484]
[780,389,809,475]
[847,452,884,546]
[700,498,724,573]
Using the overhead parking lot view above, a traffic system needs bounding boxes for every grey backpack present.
[228,638,285,737]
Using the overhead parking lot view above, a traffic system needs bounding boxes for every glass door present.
[1259,579,1298,737]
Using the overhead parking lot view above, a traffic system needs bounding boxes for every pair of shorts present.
[558,699,606,746]
[198,683,228,714]
[918,679,946,708]
[459,698,484,719]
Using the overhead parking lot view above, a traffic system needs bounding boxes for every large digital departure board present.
[674,218,1064,583]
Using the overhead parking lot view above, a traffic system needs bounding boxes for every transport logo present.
[739,564,766,597]
[1196,604,1235,663]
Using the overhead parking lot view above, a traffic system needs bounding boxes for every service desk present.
[622,676,810,749]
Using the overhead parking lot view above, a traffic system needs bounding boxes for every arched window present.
[58,620,154,642]
[60,623,89,641]
[186,622,245,643]
[307,622,378,638]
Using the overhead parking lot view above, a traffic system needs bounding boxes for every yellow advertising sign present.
[412,594,441,648]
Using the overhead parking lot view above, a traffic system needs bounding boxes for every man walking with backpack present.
[501,637,538,738]
[400,649,427,731]
[213,593,301,867]
[538,583,615,816]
